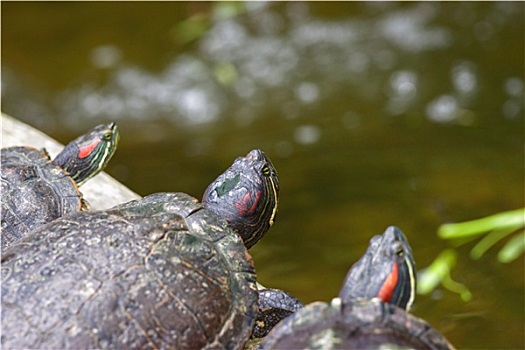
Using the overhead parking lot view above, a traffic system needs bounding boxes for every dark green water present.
[2,2,524,348]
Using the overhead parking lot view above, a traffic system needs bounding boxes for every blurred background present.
[2,2,523,348]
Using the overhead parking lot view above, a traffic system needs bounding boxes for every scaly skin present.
[202,149,279,249]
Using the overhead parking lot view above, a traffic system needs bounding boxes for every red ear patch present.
[377,262,398,303]
[236,190,261,216]
[78,139,100,159]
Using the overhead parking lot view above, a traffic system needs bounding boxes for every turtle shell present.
[1,146,81,250]
[1,192,258,350]
[259,298,455,350]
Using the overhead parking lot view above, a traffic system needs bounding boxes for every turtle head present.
[202,149,279,249]
[53,122,120,186]
[338,226,416,310]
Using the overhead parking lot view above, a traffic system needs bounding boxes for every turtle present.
[249,224,416,340]
[256,226,455,350]
[1,122,119,251]
[1,149,279,350]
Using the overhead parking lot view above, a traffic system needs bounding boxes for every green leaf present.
[498,230,525,263]
[470,226,520,260]
[442,270,472,302]
[213,2,246,21]
[418,249,472,301]
[438,208,525,239]
[172,13,212,45]
[417,249,457,295]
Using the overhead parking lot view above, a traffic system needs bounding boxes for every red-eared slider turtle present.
[251,224,416,339]
[1,122,119,251]
[1,149,279,350]
[257,226,455,350]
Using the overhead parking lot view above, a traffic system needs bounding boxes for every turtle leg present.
[252,287,304,338]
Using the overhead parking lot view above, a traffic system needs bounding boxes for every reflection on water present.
[1,2,524,349]
[6,2,522,131]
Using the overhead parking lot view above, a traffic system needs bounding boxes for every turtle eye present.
[102,131,113,141]
[393,242,404,257]
[261,164,271,176]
